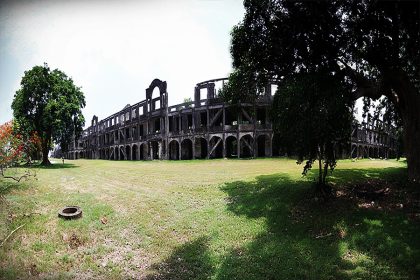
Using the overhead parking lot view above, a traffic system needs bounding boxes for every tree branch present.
[0,223,26,247]
[0,165,36,182]
[336,57,385,101]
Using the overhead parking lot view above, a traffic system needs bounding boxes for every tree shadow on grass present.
[218,168,419,279]
[144,236,214,280]
[136,166,418,279]
[327,166,409,186]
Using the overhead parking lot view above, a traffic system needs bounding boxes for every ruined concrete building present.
[64,78,397,161]
[66,78,273,160]
[350,120,399,159]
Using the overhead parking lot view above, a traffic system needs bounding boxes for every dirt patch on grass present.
[62,232,85,249]
[290,179,420,229]
[341,179,420,218]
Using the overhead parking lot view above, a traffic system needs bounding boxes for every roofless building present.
[65,78,397,161]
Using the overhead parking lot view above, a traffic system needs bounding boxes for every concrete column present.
[179,114,182,134]
[178,140,182,160]
[223,138,226,158]
[207,136,210,159]
[223,106,226,127]
[269,135,273,157]
[192,138,196,159]
[237,136,241,159]
[149,144,153,160]
[192,110,195,132]
[158,142,162,160]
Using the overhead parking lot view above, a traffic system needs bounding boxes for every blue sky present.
[0,0,245,127]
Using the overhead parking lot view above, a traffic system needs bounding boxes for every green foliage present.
[272,73,353,187]
[225,0,420,181]
[11,63,85,164]
[228,0,419,93]
[219,68,264,104]
[183,97,192,108]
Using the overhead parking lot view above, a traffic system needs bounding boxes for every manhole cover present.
[58,206,82,219]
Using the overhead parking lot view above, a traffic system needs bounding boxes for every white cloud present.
[0,0,244,125]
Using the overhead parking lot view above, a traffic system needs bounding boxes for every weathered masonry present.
[350,120,398,159]
[66,78,273,160]
[65,78,398,161]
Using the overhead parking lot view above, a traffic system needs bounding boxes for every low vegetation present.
[0,158,418,279]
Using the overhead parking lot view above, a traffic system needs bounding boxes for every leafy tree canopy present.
[224,0,420,182]
[272,72,353,196]
[12,64,85,165]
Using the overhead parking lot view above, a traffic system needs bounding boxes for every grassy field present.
[0,158,419,279]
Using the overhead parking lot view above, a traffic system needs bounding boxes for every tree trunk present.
[402,105,420,182]
[391,71,420,183]
[41,136,51,166]
[323,162,328,185]
[355,69,420,182]
[318,147,323,185]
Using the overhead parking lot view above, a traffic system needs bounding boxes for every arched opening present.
[362,146,368,158]
[119,147,125,160]
[194,137,207,159]
[350,145,357,158]
[257,135,270,157]
[152,87,161,110]
[132,145,138,160]
[181,139,193,160]
[240,135,254,158]
[150,141,159,159]
[126,145,131,160]
[225,136,237,158]
[140,143,147,160]
[169,140,180,160]
[209,136,223,159]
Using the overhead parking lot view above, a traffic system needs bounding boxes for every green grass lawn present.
[0,158,419,279]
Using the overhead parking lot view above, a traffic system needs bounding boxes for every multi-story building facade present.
[64,78,397,161]
[350,120,398,159]
[65,78,273,160]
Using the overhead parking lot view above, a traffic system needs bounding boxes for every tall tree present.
[225,0,420,182]
[12,64,85,165]
[272,72,353,196]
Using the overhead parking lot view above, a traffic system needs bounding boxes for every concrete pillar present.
[158,142,162,160]
[223,138,226,158]
[269,135,273,157]
[237,136,241,159]
[192,139,196,159]
[207,136,210,159]
[179,114,182,133]
[178,140,182,160]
